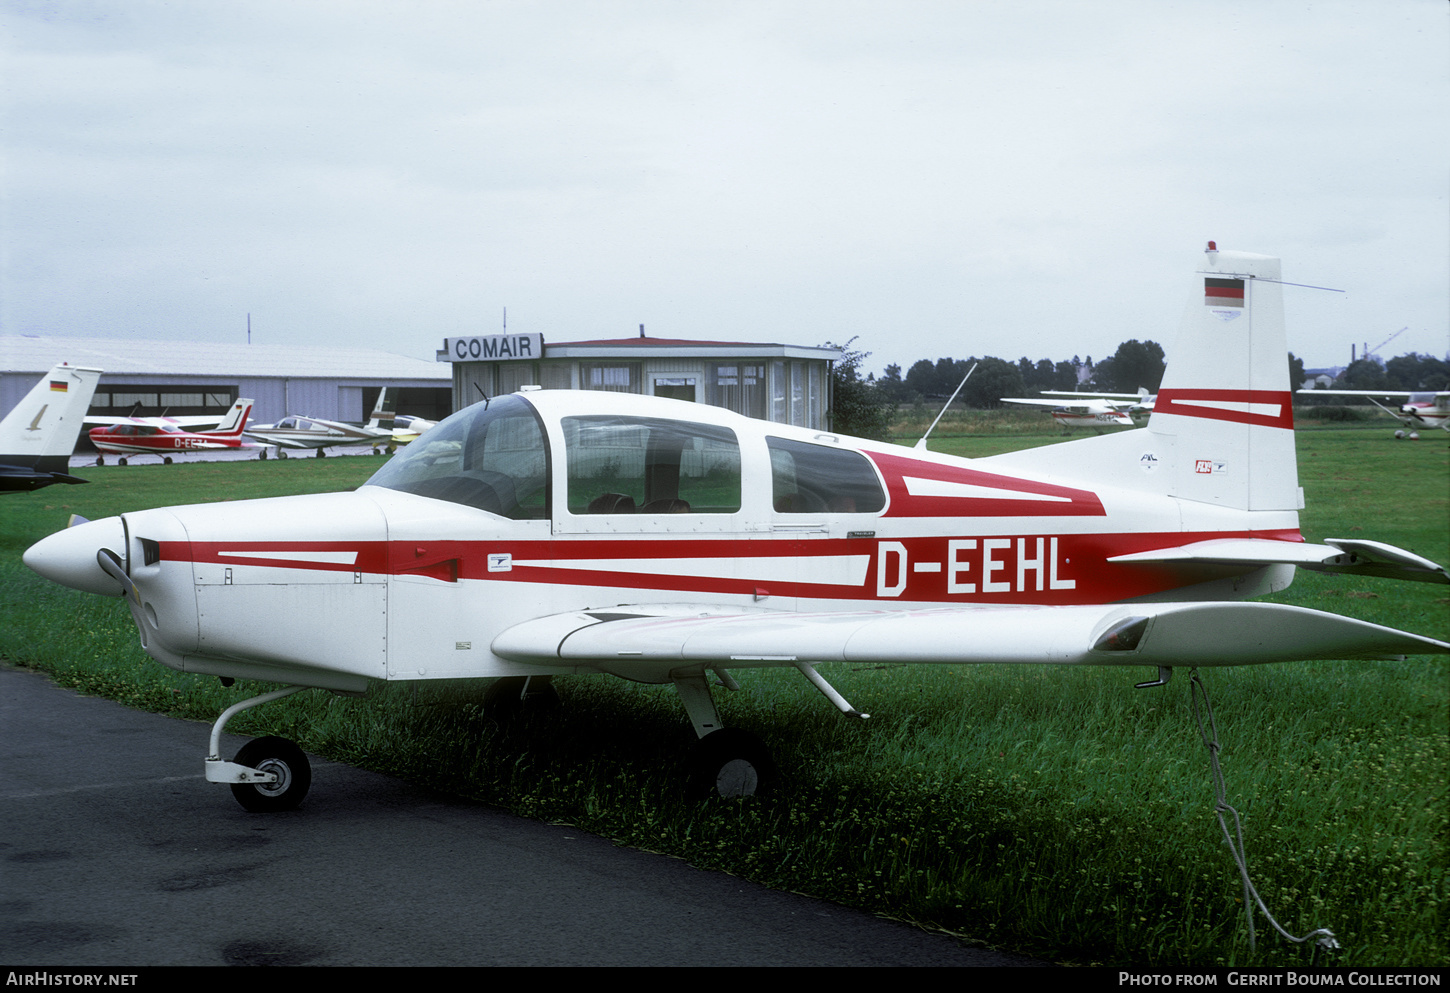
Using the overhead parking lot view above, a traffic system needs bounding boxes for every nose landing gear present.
[205,686,313,812]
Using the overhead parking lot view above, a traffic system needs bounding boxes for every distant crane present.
[1357,327,1407,365]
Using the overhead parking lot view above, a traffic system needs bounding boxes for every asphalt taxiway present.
[0,665,1046,967]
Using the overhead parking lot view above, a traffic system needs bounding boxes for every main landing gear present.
[673,672,776,800]
[672,663,871,800]
[205,686,313,812]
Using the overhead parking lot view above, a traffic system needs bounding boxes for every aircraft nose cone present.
[23,516,129,596]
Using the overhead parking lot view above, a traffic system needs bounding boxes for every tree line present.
[827,337,1449,440]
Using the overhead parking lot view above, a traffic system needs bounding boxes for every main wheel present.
[685,728,776,800]
[229,736,311,812]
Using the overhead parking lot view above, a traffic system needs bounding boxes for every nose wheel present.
[205,686,313,812]
[229,736,312,812]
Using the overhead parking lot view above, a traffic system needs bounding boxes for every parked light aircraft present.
[999,391,1140,428]
[1,363,102,492]
[89,400,261,464]
[245,388,431,456]
[1296,389,1450,438]
[23,244,1450,811]
[1045,388,1156,415]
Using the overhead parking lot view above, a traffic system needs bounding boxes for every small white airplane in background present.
[1296,389,1450,438]
[246,388,433,457]
[1043,388,1156,414]
[24,243,1449,815]
[1,362,102,492]
[999,389,1151,428]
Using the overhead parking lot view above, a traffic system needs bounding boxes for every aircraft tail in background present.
[0,363,104,492]
[206,399,255,438]
[366,388,396,431]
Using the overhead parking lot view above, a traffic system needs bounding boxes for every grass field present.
[1,421,1445,968]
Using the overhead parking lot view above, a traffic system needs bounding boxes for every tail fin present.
[0,363,103,457]
[976,243,1301,517]
[367,388,396,430]
[206,399,254,438]
[1147,243,1300,511]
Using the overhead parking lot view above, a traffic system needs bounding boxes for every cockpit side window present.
[365,395,550,519]
[767,437,886,514]
[564,416,741,515]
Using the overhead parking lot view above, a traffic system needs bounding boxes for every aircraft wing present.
[1107,537,1449,584]
[1295,389,1414,398]
[1039,390,1141,400]
[493,600,1448,681]
[84,414,225,430]
[999,397,1114,412]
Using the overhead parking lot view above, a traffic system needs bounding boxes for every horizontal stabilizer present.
[493,601,1448,679]
[1108,537,1448,584]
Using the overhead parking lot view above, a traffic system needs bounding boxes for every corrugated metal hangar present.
[1,335,453,428]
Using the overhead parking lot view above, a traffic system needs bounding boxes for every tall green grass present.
[1,430,1444,967]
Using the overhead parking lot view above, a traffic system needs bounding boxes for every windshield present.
[365,395,549,518]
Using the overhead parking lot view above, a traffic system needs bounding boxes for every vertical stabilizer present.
[0,363,103,457]
[207,399,255,438]
[367,387,396,430]
[1146,244,1300,512]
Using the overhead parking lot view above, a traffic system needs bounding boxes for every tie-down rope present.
[1187,668,1341,961]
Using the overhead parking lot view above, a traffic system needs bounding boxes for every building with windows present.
[439,334,842,430]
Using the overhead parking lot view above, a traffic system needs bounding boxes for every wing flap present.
[493,601,1448,674]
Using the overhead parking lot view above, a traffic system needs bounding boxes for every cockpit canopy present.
[365,393,887,520]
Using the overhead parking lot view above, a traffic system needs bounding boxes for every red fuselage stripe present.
[163,529,1304,606]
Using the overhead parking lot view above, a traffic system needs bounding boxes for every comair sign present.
[443,334,544,362]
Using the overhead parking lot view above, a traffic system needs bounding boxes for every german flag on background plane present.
[1204,277,1245,309]
[49,380,68,392]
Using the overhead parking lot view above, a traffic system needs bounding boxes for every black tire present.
[229,736,311,813]
[685,728,776,800]
[278,450,288,459]
[118,457,128,466]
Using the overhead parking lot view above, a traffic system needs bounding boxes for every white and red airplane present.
[1296,389,1450,438]
[88,399,262,463]
[24,243,1449,811]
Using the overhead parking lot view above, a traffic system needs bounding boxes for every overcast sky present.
[2,0,1446,377]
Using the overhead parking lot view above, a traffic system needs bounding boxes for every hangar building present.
[2,332,843,440]
[440,332,842,431]
[1,335,452,429]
